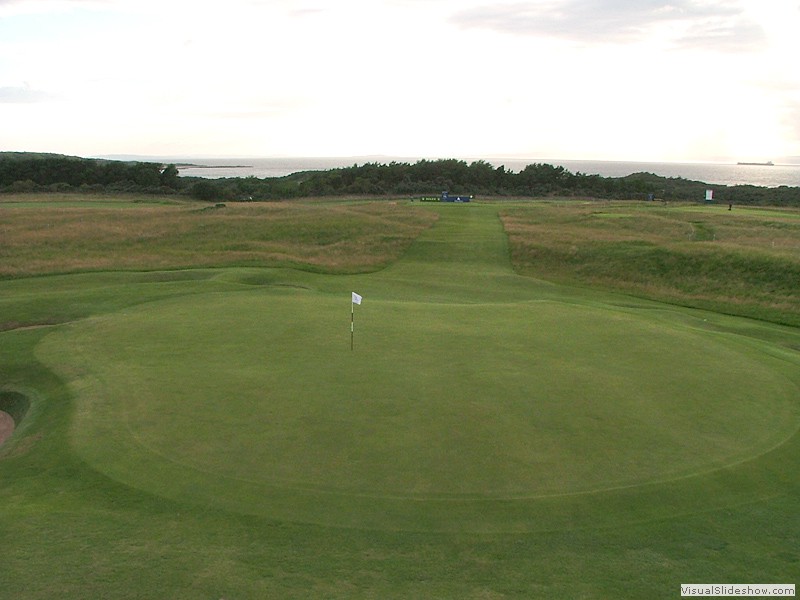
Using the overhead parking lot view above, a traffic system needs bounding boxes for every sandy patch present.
[0,411,14,446]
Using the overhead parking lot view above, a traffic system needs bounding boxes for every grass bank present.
[501,201,800,326]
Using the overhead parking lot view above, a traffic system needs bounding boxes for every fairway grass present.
[3,202,800,597]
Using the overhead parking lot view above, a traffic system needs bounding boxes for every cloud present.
[674,14,767,52]
[451,0,766,51]
[288,6,325,18]
[0,85,55,103]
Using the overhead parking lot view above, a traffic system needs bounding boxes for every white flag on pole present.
[352,292,362,305]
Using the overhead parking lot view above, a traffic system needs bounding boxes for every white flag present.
[352,292,362,305]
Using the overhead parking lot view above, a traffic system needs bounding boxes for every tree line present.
[0,153,179,193]
[2,153,799,207]
[187,159,800,206]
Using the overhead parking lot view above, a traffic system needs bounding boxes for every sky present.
[1,0,799,162]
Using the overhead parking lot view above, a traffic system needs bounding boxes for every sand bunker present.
[0,411,14,446]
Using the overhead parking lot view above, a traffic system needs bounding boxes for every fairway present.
[36,204,800,532]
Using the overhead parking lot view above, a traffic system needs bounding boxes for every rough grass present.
[0,195,438,277]
[501,202,800,326]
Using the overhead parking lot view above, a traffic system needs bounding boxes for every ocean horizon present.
[101,155,800,188]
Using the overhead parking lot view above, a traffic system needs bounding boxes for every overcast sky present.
[1,0,798,162]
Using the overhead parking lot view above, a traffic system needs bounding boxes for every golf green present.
[36,205,800,532]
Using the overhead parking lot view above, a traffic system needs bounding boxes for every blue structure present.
[440,191,472,202]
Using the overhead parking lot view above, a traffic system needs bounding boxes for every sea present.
[151,156,800,188]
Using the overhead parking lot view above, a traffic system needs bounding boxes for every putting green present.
[36,205,800,532]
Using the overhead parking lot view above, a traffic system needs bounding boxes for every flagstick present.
[350,292,362,350]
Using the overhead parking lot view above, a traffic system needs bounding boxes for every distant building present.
[416,191,474,203]
[440,191,472,202]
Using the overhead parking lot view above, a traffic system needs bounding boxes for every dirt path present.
[0,411,14,446]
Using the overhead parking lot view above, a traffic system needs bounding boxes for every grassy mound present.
[502,202,800,325]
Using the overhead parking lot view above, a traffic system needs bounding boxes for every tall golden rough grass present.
[500,202,800,325]
[0,198,438,277]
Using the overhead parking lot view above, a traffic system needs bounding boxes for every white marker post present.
[351,292,362,350]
